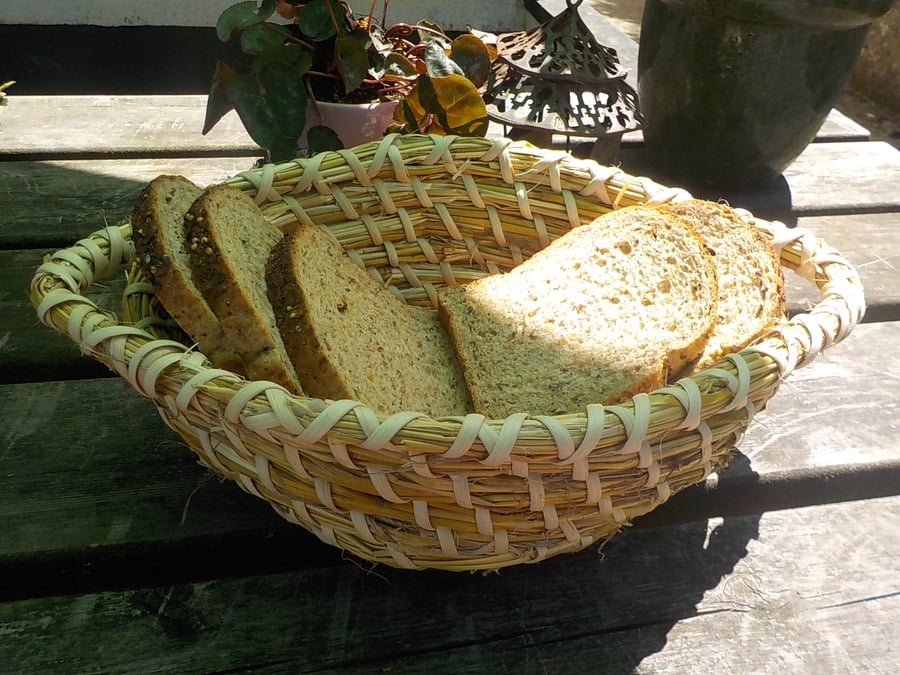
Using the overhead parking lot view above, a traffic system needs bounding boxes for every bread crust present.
[131,175,246,374]
[185,184,303,393]
[658,199,785,374]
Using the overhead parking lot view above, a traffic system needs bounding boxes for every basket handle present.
[739,215,866,379]
[30,222,175,381]
[32,222,130,322]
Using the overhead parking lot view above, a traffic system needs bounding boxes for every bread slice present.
[437,206,719,418]
[131,175,245,373]
[185,184,303,393]
[265,224,471,417]
[658,199,785,373]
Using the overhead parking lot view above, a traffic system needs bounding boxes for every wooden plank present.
[372,499,900,673]
[2,94,869,160]
[630,497,900,674]
[0,377,295,556]
[0,95,260,158]
[787,212,900,323]
[619,141,900,219]
[1,496,897,672]
[0,157,260,248]
[646,320,900,521]
[814,107,874,141]
[739,320,900,475]
[0,377,330,599]
[2,248,121,384]
[776,141,900,215]
[1,322,897,595]
[0,94,494,158]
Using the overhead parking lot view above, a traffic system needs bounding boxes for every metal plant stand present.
[486,0,644,163]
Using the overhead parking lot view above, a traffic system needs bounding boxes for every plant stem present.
[261,21,314,51]
[324,0,342,36]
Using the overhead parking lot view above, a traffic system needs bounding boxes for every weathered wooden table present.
[2,84,899,672]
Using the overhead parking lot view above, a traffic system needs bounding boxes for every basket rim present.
[29,134,866,451]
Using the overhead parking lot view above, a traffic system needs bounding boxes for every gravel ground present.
[587,0,900,149]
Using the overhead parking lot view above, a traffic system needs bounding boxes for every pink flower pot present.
[301,99,399,148]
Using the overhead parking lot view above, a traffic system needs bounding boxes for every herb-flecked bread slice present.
[185,183,303,393]
[266,224,471,417]
[131,175,246,374]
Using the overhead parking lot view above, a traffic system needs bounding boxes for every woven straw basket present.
[31,135,865,572]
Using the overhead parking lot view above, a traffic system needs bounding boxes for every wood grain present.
[0,496,896,672]
[0,157,258,248]
[2,248,121,383]
[788,212,900,323]
[0,377,326,601]
[1,94,871,162]
[0,95,259,158]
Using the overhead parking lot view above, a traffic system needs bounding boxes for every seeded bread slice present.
[266,224,471,417]
[658,199,785,373]
[131,175,245,374]
[437,206,719,418]
[185,184,303,393]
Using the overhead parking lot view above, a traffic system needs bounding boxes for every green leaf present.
[252,40,305,73]
[216,1,261,42]
[423,41,464,78]
[297,0,342,41]
[256,0,277,20]
[450,34,492,88]
[416,20,449,47]
[336,35,368,94]
[226,63,309,161]
[294,50,314,78]
[240,22,291,53]
[202,62,238,135]
[306,125,344,154]
[392,97,426,134]
[382,52,417,79]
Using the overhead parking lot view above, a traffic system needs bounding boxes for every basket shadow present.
[288,452,763,671]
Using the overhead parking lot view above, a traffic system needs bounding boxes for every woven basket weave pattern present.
[30,135,865,571]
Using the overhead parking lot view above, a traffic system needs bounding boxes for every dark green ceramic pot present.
[637,0,897,188]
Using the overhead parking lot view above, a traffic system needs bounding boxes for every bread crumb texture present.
[185,184,302,392]
[658,199,786,371]
[131,175,247,374]
[438,206,719,418]
[267,224,471,417]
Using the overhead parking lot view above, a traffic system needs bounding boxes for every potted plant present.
[203,0,494,160]
[637,0,898,189]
